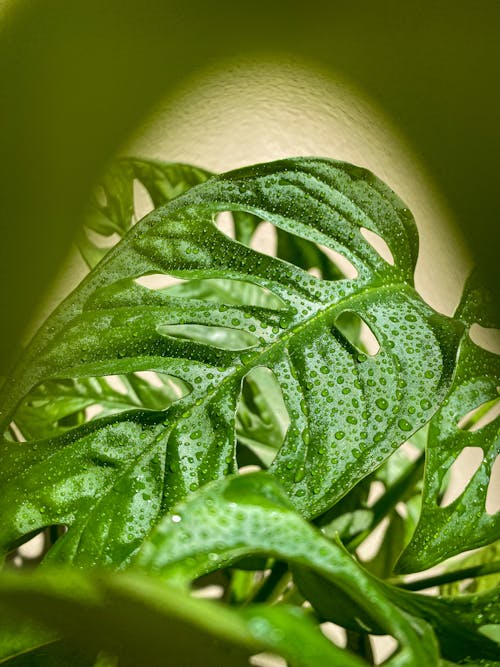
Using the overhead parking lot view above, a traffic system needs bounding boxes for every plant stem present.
[346,630,374,664]
[346,452,425,552]
[395,560,500,591]
[251,561,289,604]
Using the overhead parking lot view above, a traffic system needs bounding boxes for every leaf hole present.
[360,227,395,265]
[469,323,500,354]
[94,184,108,208]
[134,273,185,290]
[335,312,380,356]
[214,211,235,239]
[275,228,358,281]
[133,178,154,222]
[370,635,398,665]
[84,373,191,420]
[250,654,286,667]
[191,585,225,599]
[320,622,347,648]
[16,531,45,559]
[85,226,121,248]
[486,455,500,515]
[162,277,286,310]
[13,373,192,441]
[157,323,260,351]
[314,243,358,279]
[236,366,290,469]
[457,395,500,432]
[440,446,484,507]
[250,221,278,256]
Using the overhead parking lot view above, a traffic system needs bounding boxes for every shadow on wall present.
[40,57,471,329]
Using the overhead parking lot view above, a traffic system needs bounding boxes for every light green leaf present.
[440,540,500,596]
[0,158,461,566]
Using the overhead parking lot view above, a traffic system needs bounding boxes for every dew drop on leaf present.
[398,419,412,432]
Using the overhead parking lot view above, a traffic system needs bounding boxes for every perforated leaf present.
[398,277,500,572]
[0,158,461,566]
[79,158,211,267]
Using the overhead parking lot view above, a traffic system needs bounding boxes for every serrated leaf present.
[0,158,462,566]
[398,278,499,573]
[0,568,365,667]
[135,472,439,666]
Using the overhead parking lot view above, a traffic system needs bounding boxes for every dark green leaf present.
[0,568,365,667]
[297,567,500,663]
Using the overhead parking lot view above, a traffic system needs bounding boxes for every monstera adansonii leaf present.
[0,158,462,566]
[78,158,212,267]
[398,274,500,572]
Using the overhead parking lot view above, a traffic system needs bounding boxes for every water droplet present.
[398,419,412,432]
[294,465,306,483]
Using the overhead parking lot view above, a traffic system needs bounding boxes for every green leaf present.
[0,639,96,667]
[398,277,499,573]
[236,366,289,466]
[135,472,439,665]
[0,568,366,667]
[297,566,500,663]
[79,158,211,267]
[363,510,408,578]
[440,541,500,596]
[0,617,57,665]
[13,373,188,441]
[0,158,462,565]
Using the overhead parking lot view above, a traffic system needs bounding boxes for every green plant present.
[0,157,498,666]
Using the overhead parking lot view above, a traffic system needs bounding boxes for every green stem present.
[251,561,289,604]
[346,452,425,552]
[346,630,374,664]
[395,560,500,591]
